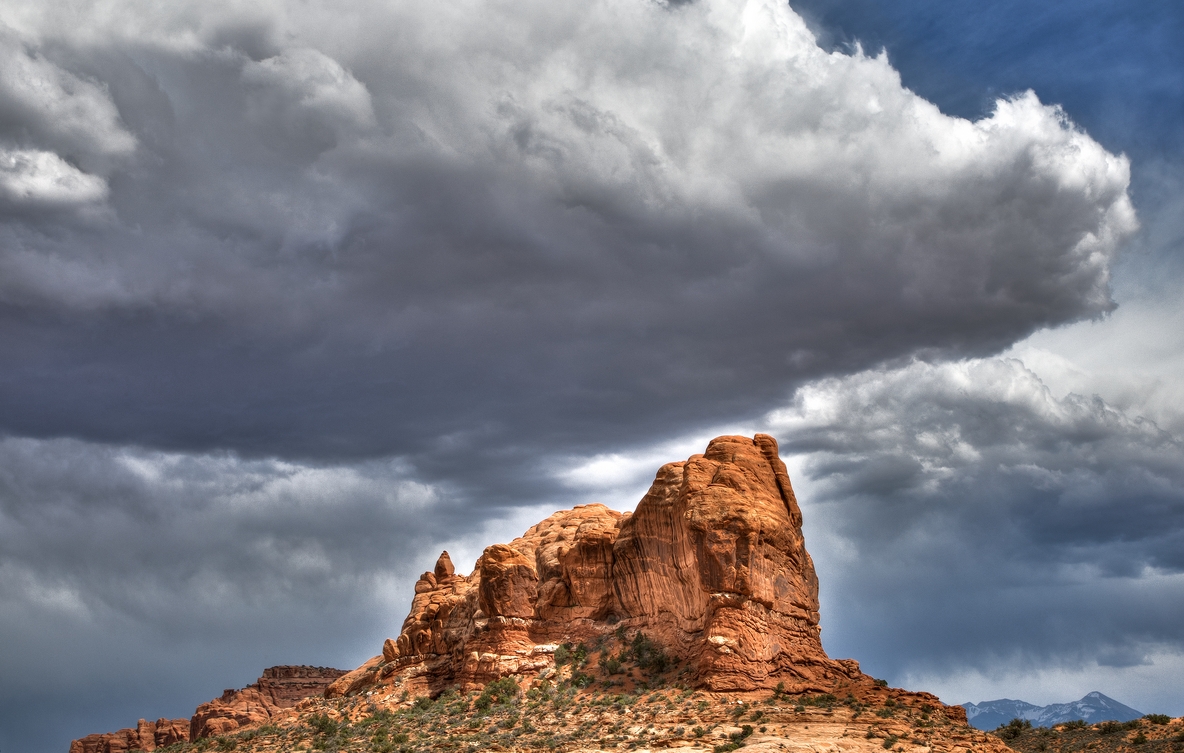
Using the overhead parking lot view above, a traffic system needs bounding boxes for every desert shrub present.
[624,632,671,673]
[555,644,572,666]
[1061,720,1088,730]
[874,679,888,687]
[1145,715,1171,725]
[574,643,590,666]
[596,653,625,677]
[997,719,1032,740]
[474,677,520,711]
[1133,732,1148,745]
[1099,721,1139,735]
[309,714,340,736]
[883,734,900,749]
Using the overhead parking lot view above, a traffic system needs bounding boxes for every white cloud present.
[0,0,1134,331]
[0,148,108,205]
[764,356,1184,714]
[0,27,135,164]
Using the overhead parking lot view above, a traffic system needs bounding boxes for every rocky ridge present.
[69,666,346,753]
[70,434,1016,753]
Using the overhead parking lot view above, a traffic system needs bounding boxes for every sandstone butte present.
[71,434,1027,753]
[331,434,852,698]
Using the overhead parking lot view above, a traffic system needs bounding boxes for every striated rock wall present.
[190,665,348,738]
[69,666,346,752]
[330,434,857,698]
[69,718,189,753]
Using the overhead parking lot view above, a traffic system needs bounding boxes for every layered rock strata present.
[69,666,346,752]
[330,434,858,698]
[69,718,189,753]
[191,665,349,738]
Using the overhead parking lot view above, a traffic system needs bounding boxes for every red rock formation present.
[190,666,348,738]
[69,718,188,753]
[69,666,346,752]
[329,434,859,698]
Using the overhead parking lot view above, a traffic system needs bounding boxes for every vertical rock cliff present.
[329,434,858,698]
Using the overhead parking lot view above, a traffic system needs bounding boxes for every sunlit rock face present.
[330,434,857,698]
[69,666,347,752]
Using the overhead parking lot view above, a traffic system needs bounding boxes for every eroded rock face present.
[190,666,349,738]
[330,434,857,698]
[70,666,347,752]
[69,718,189,753]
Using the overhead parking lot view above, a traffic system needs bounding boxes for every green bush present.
[1060,720,1088,730]
[308,714,340,736]
[598,654,623,674]
[1145,715,1171,725]
[996,719,1032,740]
[883,734,899,749]
[573,643,590,666]
[624,632,671,673]
[474,676,520,711]
[555,643,572,666]
[1099,721,1139,735]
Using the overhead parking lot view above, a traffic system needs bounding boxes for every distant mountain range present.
[963,692,1143,730]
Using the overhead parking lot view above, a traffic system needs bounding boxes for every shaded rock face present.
[70,666,346,752]
[190,665,349,738]
[69,718,189,753]
[330,434,855,698]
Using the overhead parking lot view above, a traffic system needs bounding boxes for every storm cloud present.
[769,358,1184,704]
[0,0,1175,751]
[0,0,1134,464]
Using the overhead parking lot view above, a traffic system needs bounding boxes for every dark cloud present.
[0,0,1134,471]
[767,357,1184,702]
[0,0,1172,750]
[0,436,499,751]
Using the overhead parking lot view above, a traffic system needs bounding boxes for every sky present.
[0,0,1180,751]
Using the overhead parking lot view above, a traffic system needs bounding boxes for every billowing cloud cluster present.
[768,357,1184,699]
[0,0,1134,462]
[0,436,499,749]
[0,0,1164,750]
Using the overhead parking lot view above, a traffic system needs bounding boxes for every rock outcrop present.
[330,434,858,698]
[70,666,346,752]
[69,718,189,753]
[191,665,349,738]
